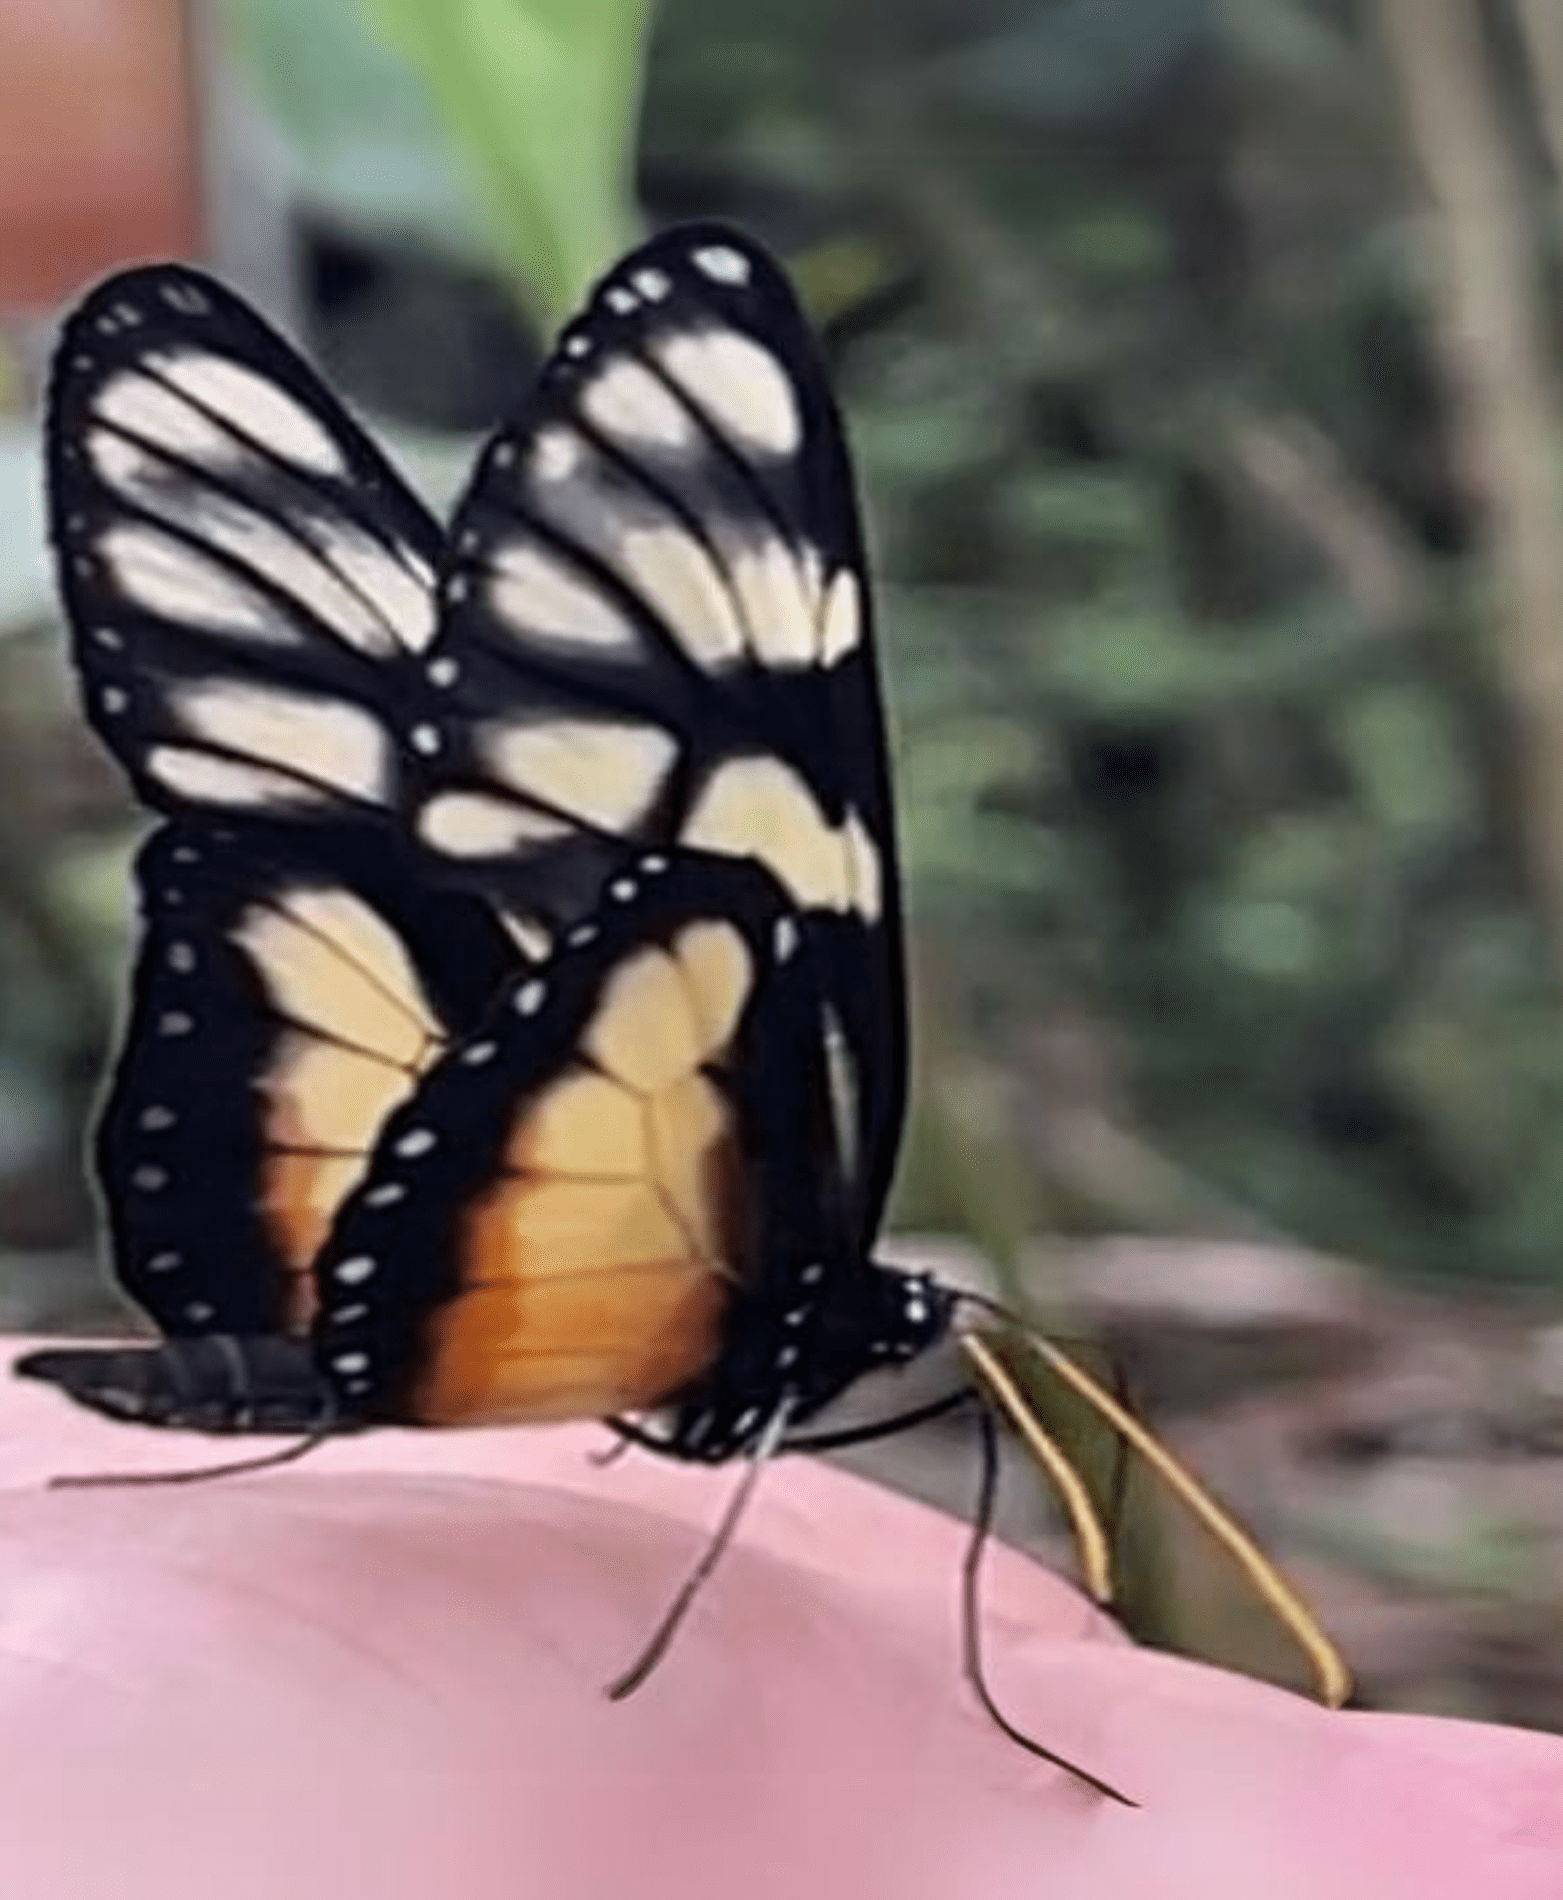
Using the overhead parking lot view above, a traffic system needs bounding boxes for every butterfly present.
[20,226,952,1460]
[18,228,1349,1764]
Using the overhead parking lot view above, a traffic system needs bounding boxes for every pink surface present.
[0,1339,1559,1898]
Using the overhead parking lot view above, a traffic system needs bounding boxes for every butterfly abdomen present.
[15,1336,340,1434]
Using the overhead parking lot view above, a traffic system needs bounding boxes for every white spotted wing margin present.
[88,816,519,1346]
[309,849,945,1446]
[419,222,907,1249]
[47,263,441,828]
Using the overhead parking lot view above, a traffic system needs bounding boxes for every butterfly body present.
[24,220,953,1464]
[21,223,1350,1779]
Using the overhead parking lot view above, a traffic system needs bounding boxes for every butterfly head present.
[666,1261,957,1463]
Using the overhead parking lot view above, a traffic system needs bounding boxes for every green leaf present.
[363,0,651,325]
[220,0,484,252]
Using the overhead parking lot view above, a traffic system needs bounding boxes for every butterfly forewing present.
[47,264,439,826]
[419,225,905,1244]
[97,819,518,1339]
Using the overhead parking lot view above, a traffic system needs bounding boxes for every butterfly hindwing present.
[307,849,945,1451]
[96,819,519,1340]
[47,264,439,826]
[417,224,906,1244]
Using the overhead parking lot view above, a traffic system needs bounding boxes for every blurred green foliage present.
[638,0,1563,1286]
[11,0,1563,1313]
[365,0,649,323]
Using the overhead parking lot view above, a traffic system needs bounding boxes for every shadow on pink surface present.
[0,1338,1559,1900]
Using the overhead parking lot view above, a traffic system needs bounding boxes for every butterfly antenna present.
[49,1430,334,1491]
[1103,1355,1135,1567]
[961,1292,1353,1709]
[960,1334,1113,1603]
[588,1427,639,1468]
[962,1404,1136,1805]
[607,1398,793,1701]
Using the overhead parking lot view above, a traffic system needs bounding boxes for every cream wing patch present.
[584,922,754,1096]
[652,330,801,455]
[480,717,676,831]
[80,323,440,658]
[234,888,442,1067]
[147,351,349,475]
[92,371,236,463]
[507,1069,644,1177]
[144,747,328,810]
[484,543,641,656]
[418,793,573,858]
[98,522,300,643]
[580,358,696,450]
[169,682,390,804]
[682,757,883,921]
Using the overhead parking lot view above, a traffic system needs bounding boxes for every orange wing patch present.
[240,889,448,1328]
[410,922,755,1425]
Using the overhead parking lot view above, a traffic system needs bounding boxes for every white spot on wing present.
[692,245,752,285]
[655,331,800,454]
[633,268,671,301]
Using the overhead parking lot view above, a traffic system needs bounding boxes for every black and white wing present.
[417,224,906,1244]
[47,264,439,828]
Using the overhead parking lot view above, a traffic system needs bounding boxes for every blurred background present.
[3,0,1563,1733]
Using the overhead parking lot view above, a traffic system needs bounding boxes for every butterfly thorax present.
[664,1260,955,1461]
